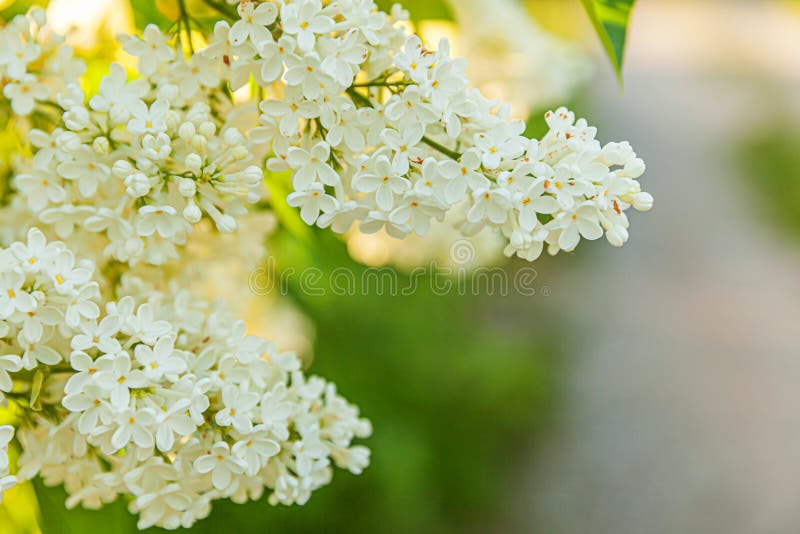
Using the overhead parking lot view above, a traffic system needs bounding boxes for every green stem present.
[351,81,413,88]
[420,135,461,160]
[177,0,195,54]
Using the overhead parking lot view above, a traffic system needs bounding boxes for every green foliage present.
[580,0,636,84]
[735,121,800,238]
[0,0,46,20]
[35,480,139,534]
[130,0,173,31]
[375,0,453,23]
[264,170,313,245]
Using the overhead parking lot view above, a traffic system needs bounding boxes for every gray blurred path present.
[516,3,800,533]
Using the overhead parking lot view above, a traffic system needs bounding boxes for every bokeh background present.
[3,0,800,532]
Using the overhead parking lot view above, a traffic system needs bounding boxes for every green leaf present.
[29,370,43,412]
[580,0,636,85]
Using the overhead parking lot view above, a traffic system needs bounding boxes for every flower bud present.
[178,178,196,197]
[185,153,203,174]
[183,201,202,223]
[178,122,196,140]
[112,159,134,178]
[215,213,237,233]
[241,165,264,186]
[606,225,628,247]
[166,110,180,130]
[158,84,179,101]
[191,134,207,152]
[633,192,654,212]
[624,158,646,179]
[56,131,81,152]
[223,128,244,146]
[93,136,110,155]
[231,146,249,161]
[199,121,216,138]
[109,107,129,125]
[124,236,144,257]
[63,107,90,131]
[124,173,151,198]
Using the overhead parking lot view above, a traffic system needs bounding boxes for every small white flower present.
[287,183,338,225]
[0,355,22,393]
[551,203,603,252]
[287,142,340,189]
[281,0,334,52]
[65,351,110,396]
[14,170,66,212]
[230,1,277,47]
[137,205,185,239]
[353,155,410,212]
[95,352,148,408]
[2,74,48,115]
[127,98,170,136]
[154,399,195,452]
[215,384,260,434]
[233,426,280,476]
[193,441,246,491]
[0,271,36,318]
[62,385,113,435]
[89,62,149,121]
[122,25,174,75]
[56,146,109,197]
[111,407,157,451]
[71,316,122,354]
[135,336,186,382]
[467,186,512,225]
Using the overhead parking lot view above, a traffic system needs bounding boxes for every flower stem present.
[177,0,195,54]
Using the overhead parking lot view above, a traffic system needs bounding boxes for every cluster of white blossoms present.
[9,21,266,264]
[0,425,14,503]
[5,1,652,267]
[0,8,84,116]
[0,0,653,529]
[193,0,652,261]
[0,229,370,528]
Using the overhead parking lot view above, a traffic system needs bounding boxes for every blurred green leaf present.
[375,0,453,22]
[580,0,635,84]
[130,0,173,31]
[264,170,313,244]
[0,0,46,19]
[735,121,800,240]
[34,480,138,534]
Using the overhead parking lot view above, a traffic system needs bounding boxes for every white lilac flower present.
[230,1,277,47]
[3,74,49,115]
[0,0,655,528]
[0,230,371,529]
[121,24,174,76]
[0,425,16,503]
